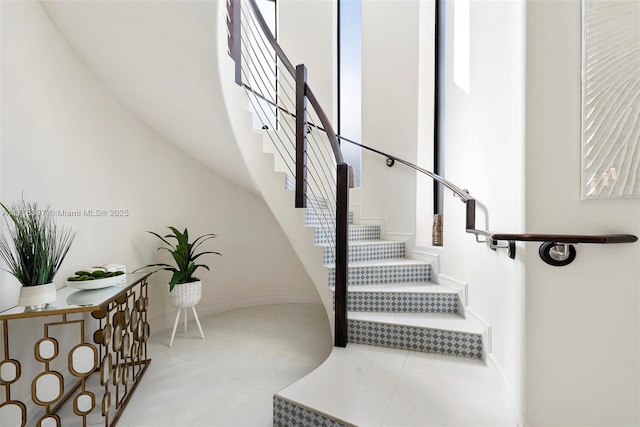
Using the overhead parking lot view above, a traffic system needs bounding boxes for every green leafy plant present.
[0,199,76,286]
[136,227,220,291]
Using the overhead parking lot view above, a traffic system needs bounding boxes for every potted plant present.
[0,199,76,309]
[136,227,220,308]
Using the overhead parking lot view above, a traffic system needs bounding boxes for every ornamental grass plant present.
[0,200,76,286]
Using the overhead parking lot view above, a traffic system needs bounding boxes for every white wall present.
[278,0,337,123]
[525,1,640,424]
[0,1,317,322]
[439,0,527,419]
[352,0,423,238]
[278,0,434,242]
[40,0,257,194]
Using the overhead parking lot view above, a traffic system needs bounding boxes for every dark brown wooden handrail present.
[491,233,638,244]
[244,0,344,165]
[334,135,637,265]
[244,0,295,76]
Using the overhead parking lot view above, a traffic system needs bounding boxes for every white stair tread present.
[348,312,485,335]
[315,223,378,228]
[325,258,430,268]
[331,282,456,294]
[277,344,516,426]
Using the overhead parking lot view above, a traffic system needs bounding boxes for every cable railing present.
[232,76,637,267]
[226,0,637,351]
[227,0,348,346]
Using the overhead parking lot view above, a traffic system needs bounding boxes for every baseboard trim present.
[411,246,442,274]
[436,273,468,307]
[348,204,388,237]
[486,354,524,425]
[149,292,322,333]
[464,307,492,356]
[435,274,492,356]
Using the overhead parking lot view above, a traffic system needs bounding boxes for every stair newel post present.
[465,199,476,231]
[295,64,308,208]
[335,162,349,347]
[229,0,242,85]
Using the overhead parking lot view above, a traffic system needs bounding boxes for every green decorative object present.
[135,227,220,291]
[0,199,76,287]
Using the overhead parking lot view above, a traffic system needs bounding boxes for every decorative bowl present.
[66,275,122,290]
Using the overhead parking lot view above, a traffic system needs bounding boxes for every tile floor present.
[120,304,333,427]
[54,303,332,427]
[278,344,517,426]
[52,303,516,427]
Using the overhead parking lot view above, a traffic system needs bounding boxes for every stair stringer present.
[411,248,522,423]
[226,106,336,334]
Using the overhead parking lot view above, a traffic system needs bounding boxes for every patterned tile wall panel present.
[273,396,348,427]
[328,264,432,286]
[343,291,459,313]
[347,320,483,359]
[315,225,381,245]
[323,241,405,264]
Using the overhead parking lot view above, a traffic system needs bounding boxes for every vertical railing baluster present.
[335,163,349,347]
[232,0,242,85]
[295,64,308,208]
[226,1,234,58]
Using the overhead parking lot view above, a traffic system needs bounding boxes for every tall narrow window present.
[338,0,362,187]
[434,0,445,214]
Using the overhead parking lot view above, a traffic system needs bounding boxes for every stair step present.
[328,259,432,286]
[275,344,515,426]
[331,283,459,314]
[323,240,405,264]
[348,312,484,359]
[315,224,381,245]
[273,396,346,427]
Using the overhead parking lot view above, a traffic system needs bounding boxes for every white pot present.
[168,280,202,308]
[19,283,57,310]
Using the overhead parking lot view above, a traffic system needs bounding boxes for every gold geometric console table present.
[0,273,151,427]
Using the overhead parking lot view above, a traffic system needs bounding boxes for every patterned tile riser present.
[305,198,330,211]
[348,320,483,359]
[323,242,406,264]
[283,175,331,210]
[284,174,295,191]
[315,225,381,245]
[333,292,458,314]
[306,210,354,227]
[273,396,347,427]
[328,264,432,286]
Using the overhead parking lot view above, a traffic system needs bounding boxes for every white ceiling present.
[41,0,257,192]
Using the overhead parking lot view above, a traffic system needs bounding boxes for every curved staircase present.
[225,1,516,424]
[270,206,514,426]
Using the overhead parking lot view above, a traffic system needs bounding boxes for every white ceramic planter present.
[19,283,57,310]
[168,281,202,308]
